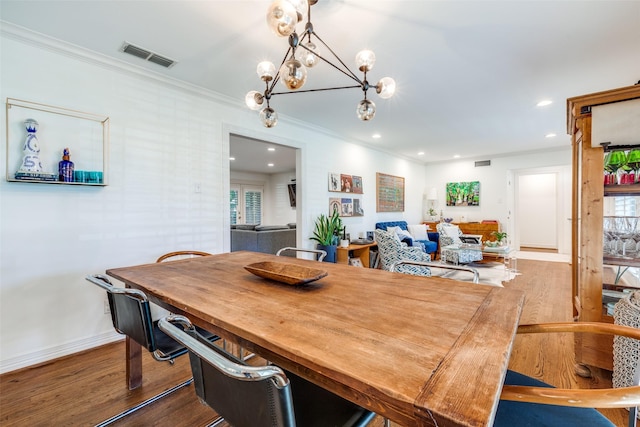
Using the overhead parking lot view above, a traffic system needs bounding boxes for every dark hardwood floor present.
[0,259,628,426]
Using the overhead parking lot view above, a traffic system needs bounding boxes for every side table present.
[336,242,377,268]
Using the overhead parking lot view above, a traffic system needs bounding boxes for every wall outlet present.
[104,298,110,315]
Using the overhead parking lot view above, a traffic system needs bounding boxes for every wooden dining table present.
[106,251,525,427]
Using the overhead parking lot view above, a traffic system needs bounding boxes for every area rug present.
[429,262,519,287]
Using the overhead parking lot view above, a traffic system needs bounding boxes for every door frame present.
[222,124,304,253]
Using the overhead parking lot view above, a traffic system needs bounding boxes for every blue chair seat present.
[495,370,614,427]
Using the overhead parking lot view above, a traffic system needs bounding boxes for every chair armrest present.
[501,322,640,408]
[391,261,478,283]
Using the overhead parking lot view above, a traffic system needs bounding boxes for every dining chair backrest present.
[159,315,376,427]
[87,274,158,352]
[276,247,326,261]
[86,274,189,360]
[156,250,212,263]
[160,315,296,427]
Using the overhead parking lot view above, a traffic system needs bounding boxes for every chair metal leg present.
[629,406,638,427]
[205,416,226,427]
[383,418,391,427]
[95,377,193,427]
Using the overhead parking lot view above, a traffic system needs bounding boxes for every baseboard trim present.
[0,331,123,375]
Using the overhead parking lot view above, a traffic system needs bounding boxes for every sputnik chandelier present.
[245,0,396,128]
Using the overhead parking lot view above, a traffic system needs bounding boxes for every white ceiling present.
[1,0,639,172]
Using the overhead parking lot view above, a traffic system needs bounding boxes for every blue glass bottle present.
[58,148,74,182]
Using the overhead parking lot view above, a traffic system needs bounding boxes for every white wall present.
[0,25,428,373]
[425,150,572,251]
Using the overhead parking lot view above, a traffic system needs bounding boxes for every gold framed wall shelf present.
[5,98,109,186]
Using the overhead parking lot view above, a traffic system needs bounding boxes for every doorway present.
[509,165,571,257]
[225,129,301,253]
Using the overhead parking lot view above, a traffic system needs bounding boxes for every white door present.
[231,184,263,225]
[518,173,557,250]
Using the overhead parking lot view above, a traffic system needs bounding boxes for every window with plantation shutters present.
[230,188,239,225]
[244,189,262,224]
[230,184,263,225]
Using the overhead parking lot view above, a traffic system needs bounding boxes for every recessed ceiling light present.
[372,134,381,139]
[545,133,557,138]
[267,163,274,167]
[536,100,553,107]
[229,157,235,161]
[268,147,276,151]
[453,154,460,159]
[418,152,425,156]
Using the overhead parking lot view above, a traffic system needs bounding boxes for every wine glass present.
[626,148,640,184]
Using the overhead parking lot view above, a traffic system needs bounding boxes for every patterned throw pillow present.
[388,226,413,241]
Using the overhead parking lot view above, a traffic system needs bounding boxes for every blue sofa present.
[375,221,438,256]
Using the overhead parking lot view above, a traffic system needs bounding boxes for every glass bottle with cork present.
[58,148,74,182]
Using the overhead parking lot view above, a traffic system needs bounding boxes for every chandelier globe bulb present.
[376,77,396,99]
[279,58,307,90]
[356,99,376,121]
[355,50,376,72]
[260,107,278,128]
[286,0,309,22]
[299,41,319,67]
[257,61,277,81]
[245,91,264,111]
[266,0,298,37]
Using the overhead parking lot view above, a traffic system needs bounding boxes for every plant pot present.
[317,244,337,263]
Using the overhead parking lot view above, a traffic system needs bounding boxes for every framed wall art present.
[446,181,480,206]
[376,172,404,212]
[329,172,341,192]
[329,172,363,194]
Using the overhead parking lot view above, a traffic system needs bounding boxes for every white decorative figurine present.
[18,119,44,173]
[15,118,56,181]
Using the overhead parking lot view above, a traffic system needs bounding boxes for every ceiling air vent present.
[120,42,177,68]
[475,160,491,167]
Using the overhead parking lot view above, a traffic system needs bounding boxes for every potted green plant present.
[491,231,508,246]
[310,209,343,262]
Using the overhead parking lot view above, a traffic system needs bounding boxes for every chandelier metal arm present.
[267,45,294,95]
[307,31,364,84]
[270,84,362,96]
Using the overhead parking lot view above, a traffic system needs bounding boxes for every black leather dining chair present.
[86,274,220,427]
[159,314,377,427]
